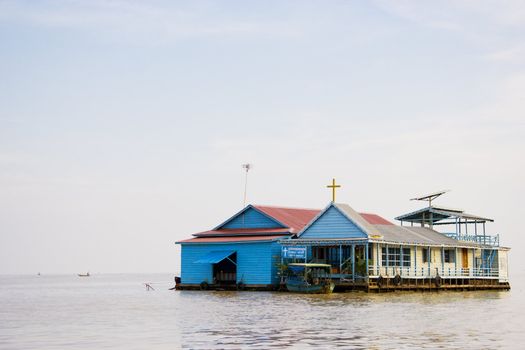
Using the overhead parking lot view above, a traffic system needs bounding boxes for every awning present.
[193,250,236,264]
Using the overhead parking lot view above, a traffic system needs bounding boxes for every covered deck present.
[281,237,509,292]
[395,206,500,247]
[281,238,371,283]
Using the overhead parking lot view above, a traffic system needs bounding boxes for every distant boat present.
[78,272,90,277]
[285,263,335,294]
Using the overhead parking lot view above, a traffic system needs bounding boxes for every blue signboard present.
[282,246,306,259]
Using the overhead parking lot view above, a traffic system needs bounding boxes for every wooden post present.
[441,246,445,276]
[471,248,475,277]
[428,246,431,277]
[339,244,342,274]
[400,245,403,276]
[414,246,417,277]
[386,244,389,276]
[455,247,458,276]
[365,243,369,279]
[376,243,380,276]
[352,244,355,282]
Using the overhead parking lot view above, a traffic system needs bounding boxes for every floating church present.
[176,181,510,292]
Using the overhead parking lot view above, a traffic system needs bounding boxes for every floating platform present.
[176,283,276,291]
[176,278,510,292]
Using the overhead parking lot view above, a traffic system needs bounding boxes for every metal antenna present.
[410,190,449,207]
[242,163,252,207]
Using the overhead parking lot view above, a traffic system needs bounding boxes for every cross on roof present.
[326,178,341,202]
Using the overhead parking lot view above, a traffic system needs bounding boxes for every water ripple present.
[0,274,522,349]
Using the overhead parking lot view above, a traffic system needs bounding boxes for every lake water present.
[1,273,523,349]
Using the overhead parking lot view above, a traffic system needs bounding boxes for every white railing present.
[444,233,500,246]
[369,266,500,279]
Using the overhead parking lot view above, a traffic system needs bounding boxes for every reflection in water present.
[0,274,522,349]
[180,290,514,349]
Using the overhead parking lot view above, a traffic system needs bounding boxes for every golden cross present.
[326,178,341,202]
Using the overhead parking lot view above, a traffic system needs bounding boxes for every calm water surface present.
[1,273,523,349]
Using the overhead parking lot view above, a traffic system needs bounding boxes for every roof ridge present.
[253,204,320,211]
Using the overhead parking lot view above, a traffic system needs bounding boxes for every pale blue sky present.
[1,1,524,274]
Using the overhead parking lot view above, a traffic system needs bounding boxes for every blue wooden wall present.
[219,207,284,229]
[270,242,283,284]
[180,241,281,285]
[299,205,367,239]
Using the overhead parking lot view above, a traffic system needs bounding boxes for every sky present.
[1,0,524,275]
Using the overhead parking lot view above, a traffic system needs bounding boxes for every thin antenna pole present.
[242,164,252,207]
[241,164,252,228]
[243,167,249,206]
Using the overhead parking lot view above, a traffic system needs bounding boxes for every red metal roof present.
[253,205,319,233]
[180,205,394,244]
[194,228,290,237]
[178,235,285,244]
[360,213,393,225]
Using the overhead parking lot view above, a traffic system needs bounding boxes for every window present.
[402,248,411,267]
[382,247,411,267]
[422,248,431,263]
[444,249,456,263]
[313,247,325,260]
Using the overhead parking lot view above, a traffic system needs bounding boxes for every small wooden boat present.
[78,272,90,277]
[285,263,335,294]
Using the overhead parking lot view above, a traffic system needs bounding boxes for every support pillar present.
[339,244,342,274]
[427,246,431,277]
[365,243,369,278]
[352,244,355,282]
[414,246,417,277]
[441,246,445,276]
[400,245,403,276]
[376,243,381,276]
[455,247,458,275]
[386,244,389,276]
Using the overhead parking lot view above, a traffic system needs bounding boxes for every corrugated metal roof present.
[254,206,320,233]
[177,235,285,244]
[371,225,487,247]
[182,203,394,244]
[359,213,393,225]
[395,206,494,223]
[193,228,290,237]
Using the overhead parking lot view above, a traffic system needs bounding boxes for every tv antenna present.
[411,190,449,207]
[242,163,253,207]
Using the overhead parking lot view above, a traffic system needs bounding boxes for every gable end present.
[299,205,368,239]
[215,205,287,230]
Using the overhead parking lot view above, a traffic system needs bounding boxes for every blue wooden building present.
[176,205,318,289]
[177,188,510,291]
